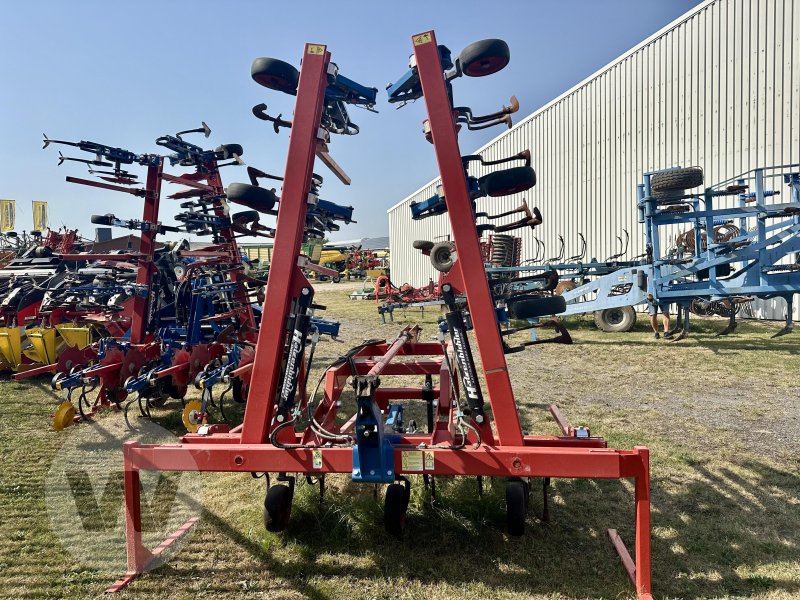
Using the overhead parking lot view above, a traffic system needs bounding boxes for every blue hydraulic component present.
[326,71,378,107]
[410,178,481,220]
[387,45,453,104]
[123,340,182,394]
[313,199,354,222]
[351,377,399,484]
[196,344,242,390]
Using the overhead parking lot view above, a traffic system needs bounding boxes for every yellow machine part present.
[366,268,387,278]
[25,326,58,365]
[54,325,92,349]
[21,325,93,367]
[319,249,348,264]
[53,400,76,431]
[182,400,204,433]
[0,326,24,368]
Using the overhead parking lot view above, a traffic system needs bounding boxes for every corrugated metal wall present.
[388,0,800,318]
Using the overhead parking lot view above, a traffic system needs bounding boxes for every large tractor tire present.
[650,167,704,199]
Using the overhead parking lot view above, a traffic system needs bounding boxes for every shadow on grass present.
[568,323,800,355]
[141,457,799,599]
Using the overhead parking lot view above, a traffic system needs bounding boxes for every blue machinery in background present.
[489,164,800,338]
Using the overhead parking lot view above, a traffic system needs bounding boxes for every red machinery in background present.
[112,35,652,600]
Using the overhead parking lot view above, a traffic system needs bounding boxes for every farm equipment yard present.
[1,282,798,600]
[1,2,799,599]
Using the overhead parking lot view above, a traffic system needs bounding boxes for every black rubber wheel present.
[593,306,637,332]
[480,166,536,197]
[508,295,566,319]
[217,143,244,159]
[384,482,409,536]
[506,479,528,536]
[412,240,434,252]
[650,167,704,195]
[90,214,114,225]
[251,57,299,94]
[264,484,293,532]
[232,210,260,224]
[430,241,456,273]
[332,276,341,283]
[226,183,277,213]
[459,39,510,77]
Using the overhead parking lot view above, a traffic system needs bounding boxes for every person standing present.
[647,295,672,339]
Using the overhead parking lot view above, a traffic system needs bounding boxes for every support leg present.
[608,447,652,600]
[672,305,690,341]
[772,295,794,338]
[717,310,737,336]
[108,442,199,593]
[108,442,153,592]
[634,448,652,599]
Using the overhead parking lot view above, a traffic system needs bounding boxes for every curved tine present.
[137,392,150,418]
[123,398,139,431]
[218,382,233,423]
[67,386,84,419]
[200,387,213,413]
[505,96,520,114]
[579,232,586,259]
[519,149,531,166]
[77,386,91,420]
[535,239,545,263]
[519,199,533,220]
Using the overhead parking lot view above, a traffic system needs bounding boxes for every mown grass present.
[0,283,798,599]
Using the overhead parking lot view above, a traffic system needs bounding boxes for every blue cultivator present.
[555,164,800,340]
[641,165,800,339]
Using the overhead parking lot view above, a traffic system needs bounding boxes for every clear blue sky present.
[0,0,700,243]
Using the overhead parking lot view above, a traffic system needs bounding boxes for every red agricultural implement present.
[110,35,652,600]
[41,128,261,431]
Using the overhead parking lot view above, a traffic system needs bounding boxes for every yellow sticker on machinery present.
[307,44,326,55]
[423,451,435,471]
[413,33,433,46]
[401,451,424,472]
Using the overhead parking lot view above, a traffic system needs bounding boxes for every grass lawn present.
[0,282,798,599]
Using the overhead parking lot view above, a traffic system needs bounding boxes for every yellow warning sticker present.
[401,451,424,472]
[412,32,433,46]
[312,450,323,469]
[307,44,326,55]
[423,450,435,471]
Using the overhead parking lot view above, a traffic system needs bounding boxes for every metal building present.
[387,0,799,318]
